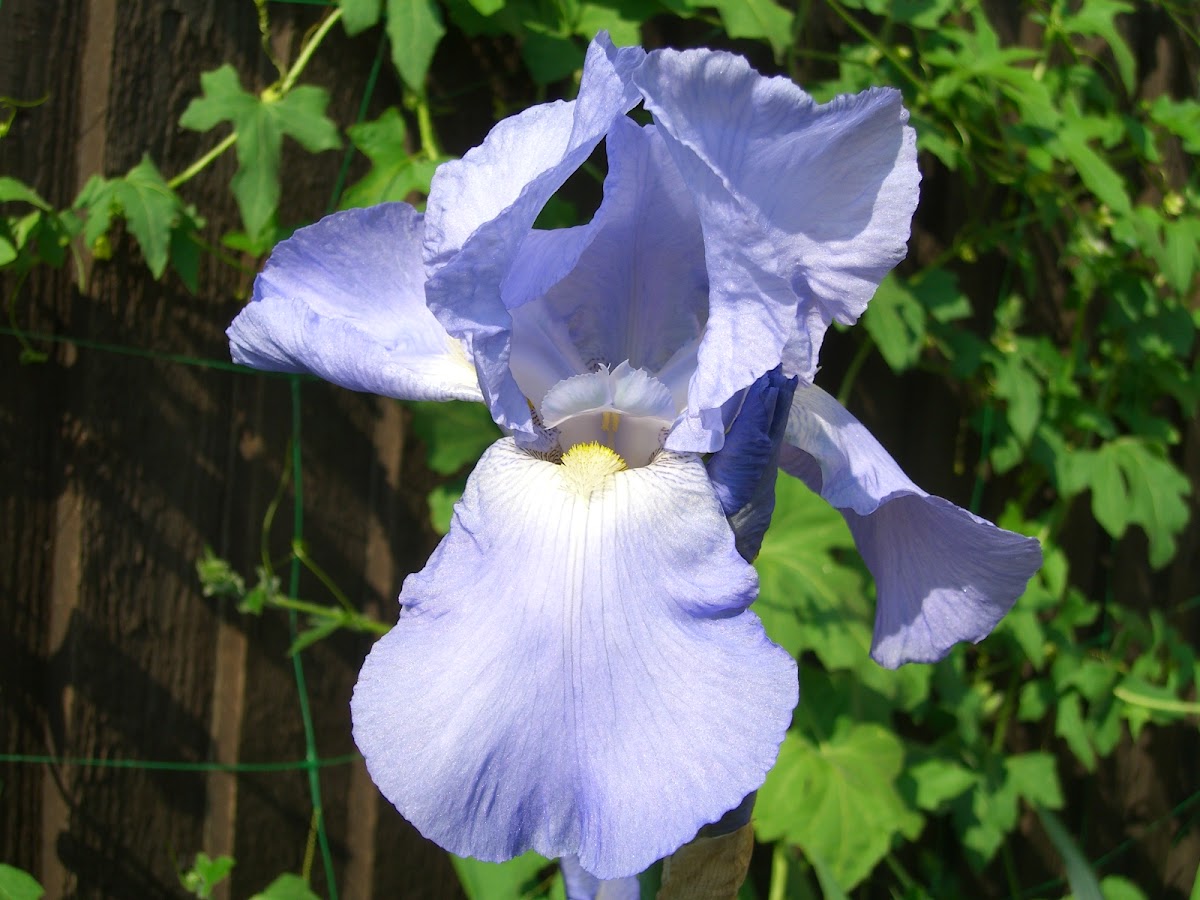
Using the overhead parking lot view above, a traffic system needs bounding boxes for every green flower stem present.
[415,94,442,160]
[278,7,343,95]
[836,333,875,406]
[264,594,389,637]
[990,671,1021,753]
[292,539,356,614]
[166,132,236,190]
[1114,686,1200,717]
[883,852,917,893]
[768,844,789,900]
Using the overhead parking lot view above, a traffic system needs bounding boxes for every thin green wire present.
[286,374,337,899]
[0,327,297,376]
[0,753,358,772]
[281,27,390,899]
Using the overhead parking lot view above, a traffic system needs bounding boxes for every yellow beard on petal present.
[559,441,627,500]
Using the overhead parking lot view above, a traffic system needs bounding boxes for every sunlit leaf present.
[341,0,383,34]
[407,400,501,475]
[249,873,319,900]
[1036,806,1103,900]
[754,475,868,671]
[387,0,446,90]
[756,722,922,890]
[451,852,551,900]
[713,0,793,59]
[0,864,43,900]
[1087,438,1191,568]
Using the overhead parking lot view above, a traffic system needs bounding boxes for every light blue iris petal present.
[507,118,709,419]
[560,856,640,900]
[227,203,482,402]
[351,439,797,879]
[423,35,646,439]
[635,48,920,418]
[780,384,1042,667]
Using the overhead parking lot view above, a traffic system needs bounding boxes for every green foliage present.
[1037,806,1103,900]
[0,864,43,900]
[754,476,868,670]
[1084,438,1192,567]
[709,0,794,59]
[757,721,922,889]
[407,399,501,475]
[451,853,563,900]
[75,155,203,282]
[341,108,442,208]
[249,873,320,900]
[179,64,340,248]
[179,852,235,899]
[386,0,447,91]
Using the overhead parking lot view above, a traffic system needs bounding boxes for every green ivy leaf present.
[1056,692,1097,771]
[112,155,177,277]
[1160,215,1200,295]
[863,273,927,371]
[180,65,340,241]
[953,752,1062,869]
[0,864,44,900]
[992,351,1042,446]
[466,0,506,13]
[249,873,320,900]
[1061,0,1136,95]
[450,852,551,900]
[522,32,585,85]
[180,852,235,899]
[341,108,442,208]
[1099,876,1149,900]
[1148,96,1200,154]
[387,0,446,91]
[0,176,51,210]
[713,0,794,59]
[1036,806,1103,900]
[196,548,246,599]
[754,475,869,670]
[1053,123,1132,216]
[756,722,923,890]
[890,0,956,28]
[902,757,977,812]
[1087,438,1191,568]
[574,2,649,46]
[75,174,116,250]
[408,400,501,475]
[179,65,257,131]
[428,479,465,534]
[340,0,383,34]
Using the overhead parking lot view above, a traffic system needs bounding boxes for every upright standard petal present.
[507,118,709,424]
[228,203,481,402]
[779,384,1041,668]
[352,440,797,878]
[635,48,919,415]
[423,35,646,437]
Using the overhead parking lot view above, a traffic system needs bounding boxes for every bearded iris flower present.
[228,35,1041,883]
